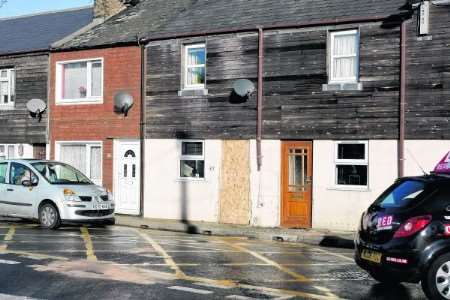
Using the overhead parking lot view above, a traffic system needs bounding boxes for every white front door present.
[114,140,141,215]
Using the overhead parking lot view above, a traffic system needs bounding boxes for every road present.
[0,221,426,300]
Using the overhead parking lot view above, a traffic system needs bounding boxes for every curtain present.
[63,62,87,99]
[60,145,86,174]
[186,46,205,86]
[333,34,357,80]
[91,61,102,97]
[90,146,102,181]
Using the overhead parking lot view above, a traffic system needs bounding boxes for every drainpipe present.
[257,27,264,171]
[399,21,407,178]
[138,38,146,216]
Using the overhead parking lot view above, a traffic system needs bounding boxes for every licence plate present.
[93,204,109,210]
[361,249,382,264]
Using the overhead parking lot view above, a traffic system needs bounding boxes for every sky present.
[0,0,93,18]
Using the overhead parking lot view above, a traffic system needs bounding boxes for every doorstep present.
[115,215,356,249]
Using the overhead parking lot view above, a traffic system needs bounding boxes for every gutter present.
[257,28,264,171]
[138,38,146,216]
[399,21,407,178]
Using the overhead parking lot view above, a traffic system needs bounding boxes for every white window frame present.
[54,141,103,185]
[329,29,359,84]
[178,140,205,181]
[55,58,104,105]
[0,68,15,108]
[183,44,206,90]
[0,144,16,160]
[334,141,368,189]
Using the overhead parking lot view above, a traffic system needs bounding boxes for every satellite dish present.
[114,91,134,117]
[26,99,47,122]
[230,79,255,104]
[233,79,255,97]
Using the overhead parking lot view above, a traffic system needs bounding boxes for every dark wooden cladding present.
[145,21,402,140]
[0,52,48,144]
[405,5,450,139]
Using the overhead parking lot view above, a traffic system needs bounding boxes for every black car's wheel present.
[422,253,450,300]
[369,271,402,285]
[39,203,61,230]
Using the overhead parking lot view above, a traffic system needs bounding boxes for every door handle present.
[7,188,14,192]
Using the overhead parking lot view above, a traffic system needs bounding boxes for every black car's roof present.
[400,174,450,185]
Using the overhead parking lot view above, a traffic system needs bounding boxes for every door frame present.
[113,139,141,215]
[280,140,313,228]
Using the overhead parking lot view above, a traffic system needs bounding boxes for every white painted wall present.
[312,140,398,231]
[144,139,222,222]
[404,140,450,176]
[249,140,281,228]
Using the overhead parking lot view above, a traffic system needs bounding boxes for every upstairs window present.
[0,68,15,108]
[335,141,368,187]
[179,141,205,179]
[56,59,103,103]
[329,30,359,83]
[184,44,206,89]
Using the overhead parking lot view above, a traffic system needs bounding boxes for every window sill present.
[178,89,208,97]
[176,178,206,183]
[0,105,15,110]
[56,98,103,105]
[327,185,370,192]
[322,82,363,92]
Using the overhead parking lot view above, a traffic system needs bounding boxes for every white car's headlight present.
[63,188,80,202]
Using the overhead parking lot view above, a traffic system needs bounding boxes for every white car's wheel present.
[39,203,61,229]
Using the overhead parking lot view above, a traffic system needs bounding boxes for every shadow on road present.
[319,235,355,249]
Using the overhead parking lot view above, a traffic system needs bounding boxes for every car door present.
[0,162,9,216]
[4,162,38,218]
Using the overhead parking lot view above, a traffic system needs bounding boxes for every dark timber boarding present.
[0,53,48,144]
[145,22,401,140]
[406,5,450,139]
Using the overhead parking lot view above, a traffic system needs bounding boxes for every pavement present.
[115,215,356,249]
[0,220,427,300]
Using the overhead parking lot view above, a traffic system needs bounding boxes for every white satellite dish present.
[114,91,134,117]
[233,79,255,97]
[26,98,47,122]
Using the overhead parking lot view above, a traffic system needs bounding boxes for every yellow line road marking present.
[136,229,186,277]
[4,225,15,241]
[80,227,97,262]
[313,247,354,262]
[220,238,309,282]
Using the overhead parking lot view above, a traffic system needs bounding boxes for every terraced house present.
[50,0,450,231]
[0,6,94,161]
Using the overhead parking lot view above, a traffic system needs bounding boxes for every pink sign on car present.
[434,151,450,174]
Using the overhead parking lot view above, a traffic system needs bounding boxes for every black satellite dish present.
[26,99,47,122]
[114,91,134,117]
[230,79,255,104]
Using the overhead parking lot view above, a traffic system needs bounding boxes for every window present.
[180,141,205,179]
[184,44,206,89]
[0,144,16,160]
[57,142,102,185]
[374,180,425,209]
[329,30,359,83]
[335,141,368,187]
[56,59,103,103]
[0,162,7,183]
[9,163,38,186]
[0,68,15,107]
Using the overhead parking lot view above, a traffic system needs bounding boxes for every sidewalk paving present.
[115,215,356,249]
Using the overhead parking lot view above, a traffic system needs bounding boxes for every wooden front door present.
[281,141,312,228]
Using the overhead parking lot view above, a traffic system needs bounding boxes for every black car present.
[355,173,450,300]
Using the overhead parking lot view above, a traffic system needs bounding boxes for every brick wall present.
[49,46,141,190]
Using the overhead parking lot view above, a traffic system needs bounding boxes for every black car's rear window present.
[374,180,426,209]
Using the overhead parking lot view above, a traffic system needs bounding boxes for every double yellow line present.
[80,227,97,261]
[0,225,16,251]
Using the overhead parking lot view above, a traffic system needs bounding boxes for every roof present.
[0,7,93,55]
[57,0,410,50]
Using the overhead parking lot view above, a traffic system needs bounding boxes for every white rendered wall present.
[312,140,398,231]
[404,140,450,176]
[249,140,281,228]
[144,139,221,222]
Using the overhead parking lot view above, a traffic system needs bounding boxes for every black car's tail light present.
[393,215,432,238]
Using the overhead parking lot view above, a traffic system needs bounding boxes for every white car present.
[0,159,115,229]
